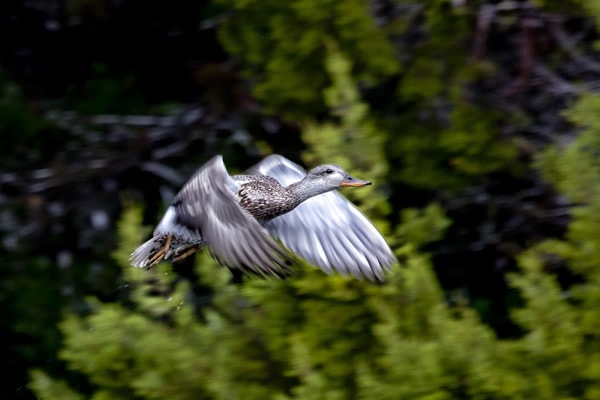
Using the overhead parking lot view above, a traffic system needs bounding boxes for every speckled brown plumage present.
[233,175,302,223]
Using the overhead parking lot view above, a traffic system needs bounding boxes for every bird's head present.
[305,164,371,191]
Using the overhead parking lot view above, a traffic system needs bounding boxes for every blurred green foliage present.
[388,2,517,189]
[504,92,600,398]
[532,0,585,13]
[216,0,398,118]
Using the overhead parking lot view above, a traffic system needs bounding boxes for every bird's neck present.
[286,178,332,204]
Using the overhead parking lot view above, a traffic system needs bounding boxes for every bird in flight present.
[131,154,395,280]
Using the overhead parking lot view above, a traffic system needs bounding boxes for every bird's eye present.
[325,168,334,174]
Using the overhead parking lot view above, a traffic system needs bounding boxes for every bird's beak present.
[340,175,372,187]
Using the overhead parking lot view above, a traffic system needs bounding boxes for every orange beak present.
[340,175,371,187]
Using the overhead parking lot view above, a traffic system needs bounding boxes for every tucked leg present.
[146,234,172,267]
[172,244,200,263]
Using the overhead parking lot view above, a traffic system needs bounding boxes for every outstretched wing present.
[172,155,290,275]
[247,155,395,280]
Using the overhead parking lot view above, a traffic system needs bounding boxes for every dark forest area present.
[2,0,600,399]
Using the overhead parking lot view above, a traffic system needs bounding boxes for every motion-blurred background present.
[2,1,600,399]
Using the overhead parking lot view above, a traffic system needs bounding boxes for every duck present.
[130,154,395,280]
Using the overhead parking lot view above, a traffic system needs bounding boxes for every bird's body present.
[233,174,303,223]
[131,154,395,280]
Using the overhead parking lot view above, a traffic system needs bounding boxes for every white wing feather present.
[248,155,395,280]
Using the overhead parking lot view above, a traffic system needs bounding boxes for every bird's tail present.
[130,234,169,268]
